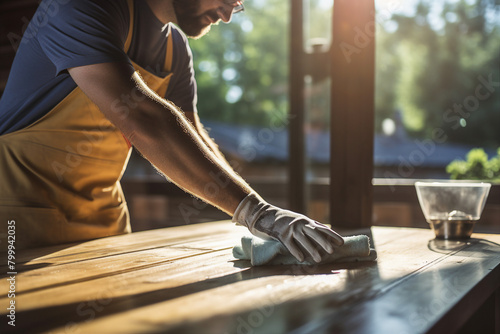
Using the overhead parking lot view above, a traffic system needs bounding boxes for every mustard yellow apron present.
[0,0,173,249]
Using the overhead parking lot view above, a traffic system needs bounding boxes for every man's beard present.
[173,0,219,39]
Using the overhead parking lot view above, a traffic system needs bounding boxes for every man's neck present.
[145,0,177,25]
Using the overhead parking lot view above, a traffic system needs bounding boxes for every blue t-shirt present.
[0,0,197,135]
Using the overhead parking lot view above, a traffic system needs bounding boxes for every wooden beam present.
[288,0,306,213]
[330,0,375,228]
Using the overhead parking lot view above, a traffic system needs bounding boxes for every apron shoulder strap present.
[124,0,173,74]
[124,0,134,54]
[163,24,174,73]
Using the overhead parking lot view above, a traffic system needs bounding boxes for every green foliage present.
[446,148,500,182]
[188,0,289,126]
[188,0,334,127]
[188,0,499,151]
[375,0,500,147]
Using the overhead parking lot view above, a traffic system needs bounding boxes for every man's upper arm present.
[36,0,130,76]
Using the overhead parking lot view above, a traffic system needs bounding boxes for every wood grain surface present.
[0,221,499,334]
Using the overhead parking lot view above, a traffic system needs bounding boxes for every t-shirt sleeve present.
[166,28,198,113]
[35,0,132,75]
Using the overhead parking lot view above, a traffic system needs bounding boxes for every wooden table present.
[1,221,499,334]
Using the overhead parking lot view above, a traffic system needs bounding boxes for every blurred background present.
[1,0,499,231]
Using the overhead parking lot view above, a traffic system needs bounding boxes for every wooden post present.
[289,0,306,213]
[330,0,375,228]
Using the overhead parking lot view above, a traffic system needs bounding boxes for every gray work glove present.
[232,193,345,263]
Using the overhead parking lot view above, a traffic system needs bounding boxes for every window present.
[122,0,499,232]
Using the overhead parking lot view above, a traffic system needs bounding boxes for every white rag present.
[233,234,377,266]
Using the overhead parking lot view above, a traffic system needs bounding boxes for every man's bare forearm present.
[184,112,233,170]
[69,63,253,215]
[126,75,253,214]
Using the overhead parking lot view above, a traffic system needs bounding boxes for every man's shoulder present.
[33,0,130,50]
[39,0,128,16]
[36,0,129,27]
[170,24,190,47]
[170,24,193,60]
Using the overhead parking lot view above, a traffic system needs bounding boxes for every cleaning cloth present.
[233,234,377,266]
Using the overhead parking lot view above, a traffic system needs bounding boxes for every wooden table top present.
[1,221,499,334]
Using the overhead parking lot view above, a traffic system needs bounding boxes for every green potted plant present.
[446,148,500,183]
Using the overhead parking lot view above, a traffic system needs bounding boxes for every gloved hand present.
[232,193,344,263]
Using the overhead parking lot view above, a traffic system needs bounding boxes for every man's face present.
[173,0,238,39]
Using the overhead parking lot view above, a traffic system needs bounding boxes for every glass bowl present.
[415,181,491,239]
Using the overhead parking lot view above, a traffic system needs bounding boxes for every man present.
[0,0,344,262]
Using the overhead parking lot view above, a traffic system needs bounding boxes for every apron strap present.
[124,0,134,54]
[163,24,174,72]
[125,0,173,74]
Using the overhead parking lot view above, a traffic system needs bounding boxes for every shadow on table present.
[428,238,500,257]
[0,241,84,276]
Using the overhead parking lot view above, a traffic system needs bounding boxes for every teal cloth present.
[233,235,377,266]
